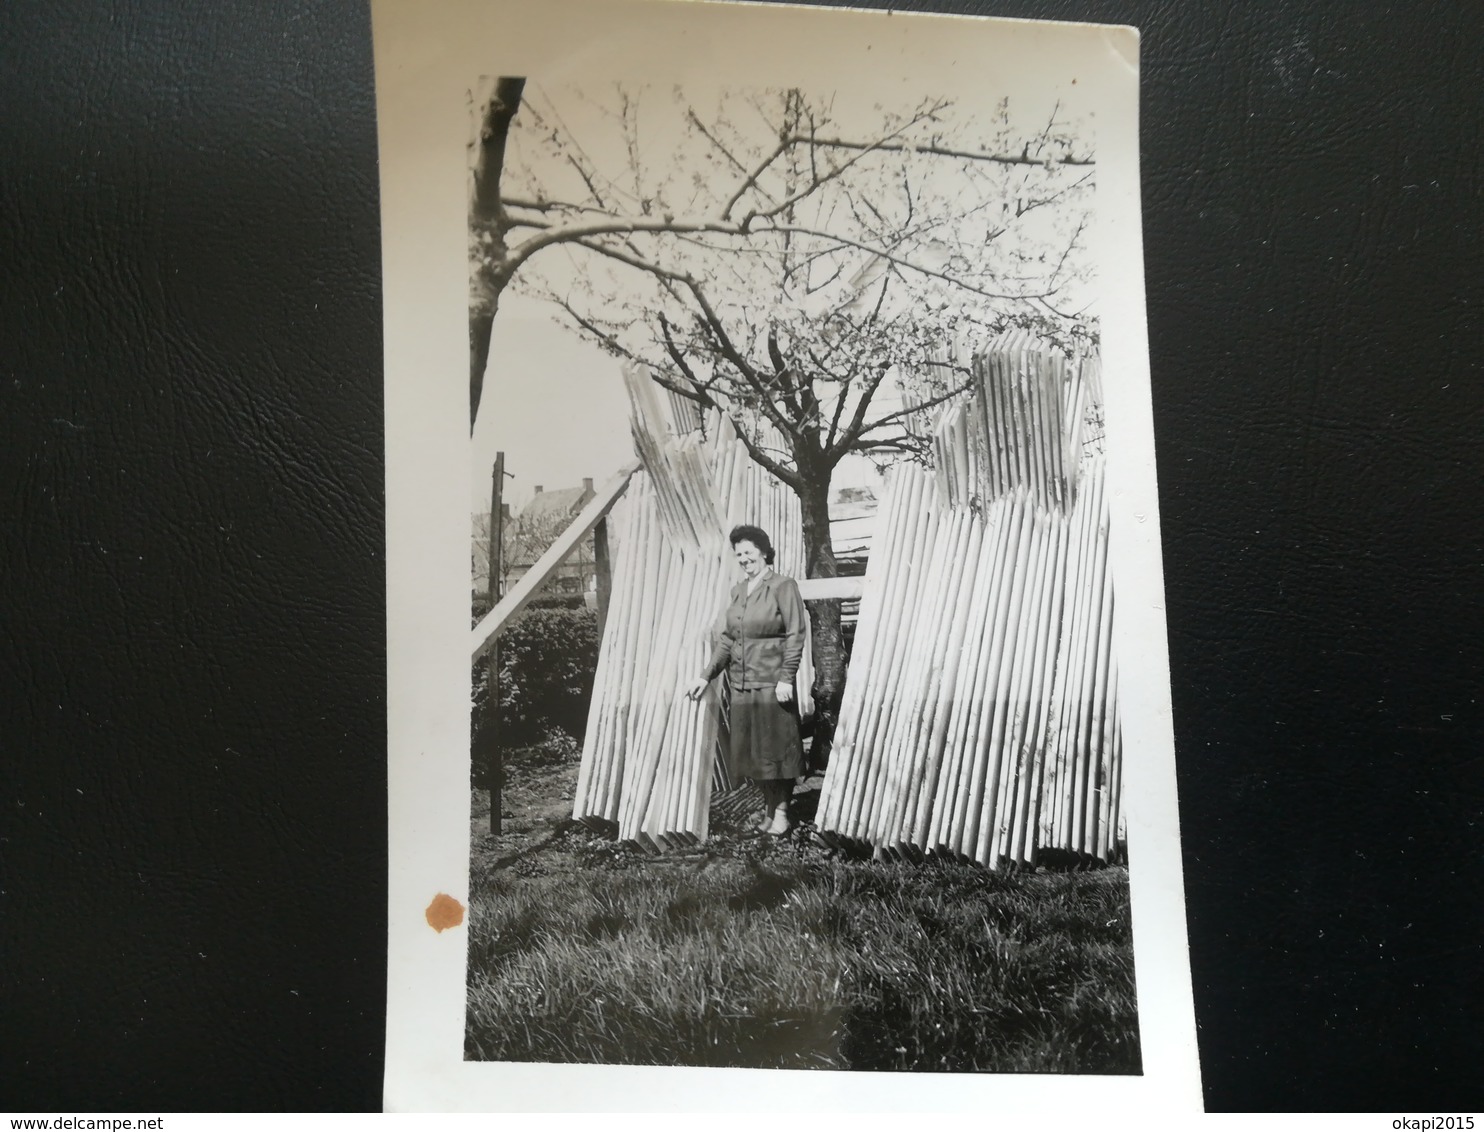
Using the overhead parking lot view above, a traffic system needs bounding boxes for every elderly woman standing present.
[685,524,807,836]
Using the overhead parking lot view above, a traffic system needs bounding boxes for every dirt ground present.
[469,741,835,880]
[469,738,1128,883]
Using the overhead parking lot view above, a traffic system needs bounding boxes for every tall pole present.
[488,452,505,835]
[490,452,505,605]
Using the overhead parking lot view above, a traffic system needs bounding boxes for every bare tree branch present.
[658,316,721,402]
[647,367,712,407]
[719,136,794,221]
[680,279,800,441]
[799,133,1094,167]
[854,377,977,437]
[829,364,896,461]
[725,422,803,490]
[760,224,1064,302]
[552,297,647,364]
[684,107,778,207]
[766,327,803,418]
[737,103,941,226]
[507,215,742,276]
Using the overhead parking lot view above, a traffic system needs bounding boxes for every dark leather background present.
[2,0,1480,1113]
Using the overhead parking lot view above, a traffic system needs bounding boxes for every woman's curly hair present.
[728,524,775,565]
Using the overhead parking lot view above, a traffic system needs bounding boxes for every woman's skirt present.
[727,688,805,781]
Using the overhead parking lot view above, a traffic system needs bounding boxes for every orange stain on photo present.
[425,893,465,932]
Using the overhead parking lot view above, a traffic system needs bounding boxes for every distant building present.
[830,483,879,575]
[472,477,597,603]
[472,468,882,613]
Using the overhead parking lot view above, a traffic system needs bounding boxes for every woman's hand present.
[684,676,709,702]
[775,681,794,704]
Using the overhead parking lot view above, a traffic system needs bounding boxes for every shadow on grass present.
[478,818,588,873]
[465,780,1140,1074]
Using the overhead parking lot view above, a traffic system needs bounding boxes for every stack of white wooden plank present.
[927,329,1089,514]
[570,473,724,848]
[572,365,812,848]
[816,333,1122,866]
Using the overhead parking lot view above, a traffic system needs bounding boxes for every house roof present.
[521,485,589,523]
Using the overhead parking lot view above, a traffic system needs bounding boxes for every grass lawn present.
[465,744,1141,1073]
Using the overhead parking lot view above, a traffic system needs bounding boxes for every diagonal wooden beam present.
[471,460,640,661]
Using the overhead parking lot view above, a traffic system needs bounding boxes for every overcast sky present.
[470,296,884,517]
[470,293,635,514]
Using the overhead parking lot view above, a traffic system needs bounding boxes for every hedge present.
[472,605,599,785]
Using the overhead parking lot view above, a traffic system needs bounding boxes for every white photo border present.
[374,0,1200,1112]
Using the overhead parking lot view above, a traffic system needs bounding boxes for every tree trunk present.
[796,470,844,772]
[469,76,525,431]
[469,283,501,432]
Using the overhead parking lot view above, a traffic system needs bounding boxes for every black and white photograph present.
[378,0,1199,1111]
[10,0,1484,1117]
[468,76,1128,1072]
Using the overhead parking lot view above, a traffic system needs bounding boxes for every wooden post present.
[488,452,505,836]
[471,460,640,661]
[594,515,611,640]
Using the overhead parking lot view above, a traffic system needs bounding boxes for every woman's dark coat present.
[702,571,808,691]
